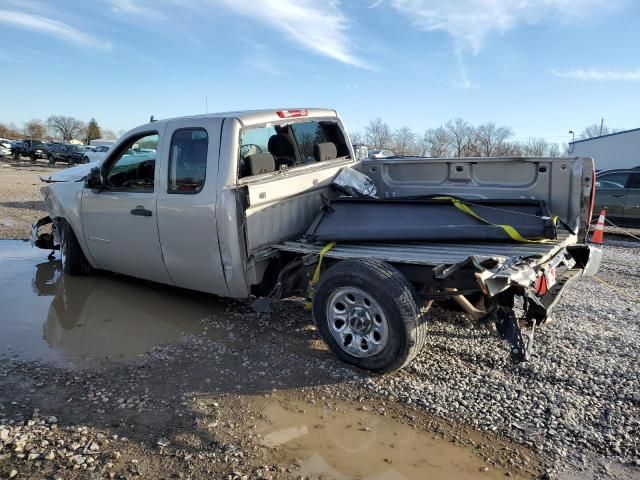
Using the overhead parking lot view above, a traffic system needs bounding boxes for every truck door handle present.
[130,206,152,217]
[611,193,625,197]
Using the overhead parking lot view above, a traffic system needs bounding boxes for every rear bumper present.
[528,244,602,319]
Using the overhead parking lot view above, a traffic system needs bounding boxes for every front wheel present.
[30,154,37,163]
[48,154,55,165]
[59,220,92,276]
[312,259,428,372]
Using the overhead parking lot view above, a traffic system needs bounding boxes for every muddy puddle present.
[0,240,227,367]
[255,398,531,480]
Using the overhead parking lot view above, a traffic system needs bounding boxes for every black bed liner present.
[305,198,556,243]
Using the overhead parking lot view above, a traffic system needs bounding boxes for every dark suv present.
[594,168,640,226]
[47,143,85,165]
[12,140,49,162]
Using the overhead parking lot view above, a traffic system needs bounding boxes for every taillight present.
[276,109,308,118]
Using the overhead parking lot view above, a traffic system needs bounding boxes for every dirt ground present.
[0,158,62,239]
[1,161,638,479]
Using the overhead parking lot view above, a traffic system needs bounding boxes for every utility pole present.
[599,117,604,136]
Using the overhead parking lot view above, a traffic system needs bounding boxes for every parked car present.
[32,108,601,372]
[47,143,87,165]
[368,149,395,158]
[0,138,12,157]
[12,140,49,162]
[83,145,111,163]
[594,169,640,226]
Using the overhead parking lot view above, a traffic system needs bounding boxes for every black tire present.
[83,156,89,164]
[48,154,55,165]
[69,157,75,166]
[312,259,427,372]
[13,152,19,160]
[30,154,36,163]
[59,220,92,276]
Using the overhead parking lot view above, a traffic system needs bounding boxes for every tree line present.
[350,119,619,157]
[0,116,119,144]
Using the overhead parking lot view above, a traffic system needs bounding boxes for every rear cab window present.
[238,119,351,179]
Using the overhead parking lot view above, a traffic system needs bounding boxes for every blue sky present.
[1,0,639,142]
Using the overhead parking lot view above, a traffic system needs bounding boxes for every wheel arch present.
[42,183,97,268]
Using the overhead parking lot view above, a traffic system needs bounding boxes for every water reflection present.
[1,241,224,366]
[256,399,523,480]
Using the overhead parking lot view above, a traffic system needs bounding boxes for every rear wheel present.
[59,220,92,276]
[312,259,428,372]
[48,154,55,165]
[30,154,36,163]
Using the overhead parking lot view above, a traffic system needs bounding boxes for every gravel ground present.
[361,240,640,478]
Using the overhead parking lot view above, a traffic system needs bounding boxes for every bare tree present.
[349,131,365,145]
[364,118,391,149]
[580,123,612,139]
[495,141,523,156]
[445,118,473,157]
[421,127,450,157]
[101,129,118,141]
[522,137,551,156]
[392,126,416,155]
[23,119,47,140]
[475,122,513,156]
[47,115,86,141]
[547,143,561,157]
[0,122,21,139]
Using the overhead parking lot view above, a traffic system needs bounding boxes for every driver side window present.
[105,133,158,192]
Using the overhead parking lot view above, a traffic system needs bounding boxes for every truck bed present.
[273,231,576,267]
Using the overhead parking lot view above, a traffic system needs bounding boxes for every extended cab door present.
[156,117,228,296]
[623,173,640,225]
[80,128,173,284]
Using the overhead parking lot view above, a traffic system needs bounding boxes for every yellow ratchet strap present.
[433,196,552,244]
[304,241,336,310]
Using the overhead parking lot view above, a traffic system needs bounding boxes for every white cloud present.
[107,0,368,68]
[551,68,640,81]
[211,0,368,68]
[0,9,111,50]
[109,0,165,21]
[388,0,616,53]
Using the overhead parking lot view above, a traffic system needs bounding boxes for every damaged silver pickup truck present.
[32,108,601,372]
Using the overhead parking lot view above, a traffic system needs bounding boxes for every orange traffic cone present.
[591,209,606,244]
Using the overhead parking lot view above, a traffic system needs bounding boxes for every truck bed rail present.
[273,232,576,267]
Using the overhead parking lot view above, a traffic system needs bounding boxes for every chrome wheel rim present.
[326,287,389,358]
[59,230,67,267]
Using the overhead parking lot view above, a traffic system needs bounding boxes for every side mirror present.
[85,167,103,191]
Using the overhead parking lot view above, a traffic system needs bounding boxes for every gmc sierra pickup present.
[32,108,601,372]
